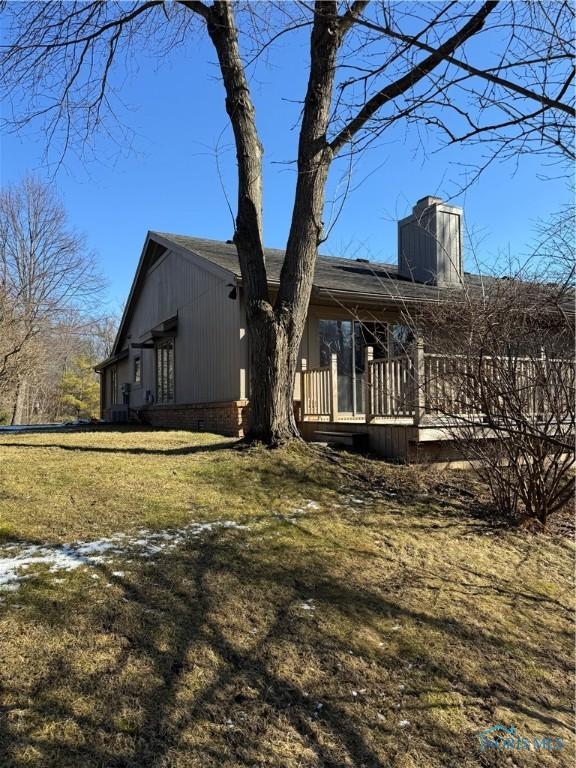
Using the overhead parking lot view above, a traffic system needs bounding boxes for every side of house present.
[97,197,465,438]
[98,236,248,435]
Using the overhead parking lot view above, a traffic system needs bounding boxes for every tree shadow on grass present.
[0,440,237,456]
[1,513,573,768]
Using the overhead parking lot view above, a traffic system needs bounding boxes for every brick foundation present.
[135,400,250,437]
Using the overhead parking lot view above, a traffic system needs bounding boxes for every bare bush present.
[407,257,575,528]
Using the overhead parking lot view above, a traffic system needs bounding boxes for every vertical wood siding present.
[117,249,241,407]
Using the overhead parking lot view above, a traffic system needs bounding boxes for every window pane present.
[110,367,117,404]
[352,322,389,412]
[389,324,414,356]
[319,319,353,412]
[155,341,175,403]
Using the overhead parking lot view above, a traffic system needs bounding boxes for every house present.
[97,196,569,460]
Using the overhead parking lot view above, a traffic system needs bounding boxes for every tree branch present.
[329,0,498,154]
[339,0,370,35]
[177,0,210,22]
[201,1,268,301]
[352,15,576,118]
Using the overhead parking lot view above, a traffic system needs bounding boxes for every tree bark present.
[203,2,338,444]
[11,377,26,425]
[248,5,340,444]
[245,306,300,444]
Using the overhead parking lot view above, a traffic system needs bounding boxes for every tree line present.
[0,176,116,425]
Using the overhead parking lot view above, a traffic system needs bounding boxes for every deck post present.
[364,346,373,423]
[413,336,425,426]
[300,359,307,422]
[538,346,546,417]
[330,353,339,422]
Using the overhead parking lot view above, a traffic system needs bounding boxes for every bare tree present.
[0,176,104,422]
[2,1,573,443]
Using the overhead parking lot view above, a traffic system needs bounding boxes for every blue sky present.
[1,9,571,309]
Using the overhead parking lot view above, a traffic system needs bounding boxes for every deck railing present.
[367,346,574,424]
[300,355,338,420]
[300,346,574,425]
[366,353,414,418]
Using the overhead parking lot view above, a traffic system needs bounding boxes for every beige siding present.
[117,249,241,407]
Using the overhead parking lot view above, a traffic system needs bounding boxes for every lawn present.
[0,428,573,768]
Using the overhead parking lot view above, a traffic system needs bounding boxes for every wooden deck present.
[298,347,574,463]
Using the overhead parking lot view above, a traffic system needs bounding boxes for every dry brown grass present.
[0,428,574,767]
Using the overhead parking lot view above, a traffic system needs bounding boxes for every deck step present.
[312,430,368,450]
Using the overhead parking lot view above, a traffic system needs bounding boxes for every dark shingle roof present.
[153,232,484,303]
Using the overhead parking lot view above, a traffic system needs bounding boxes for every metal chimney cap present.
[415,195,443,209]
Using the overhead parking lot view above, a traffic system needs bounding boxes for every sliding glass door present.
[319,319,389,414]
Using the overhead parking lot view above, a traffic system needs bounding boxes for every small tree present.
[59,355,100,420]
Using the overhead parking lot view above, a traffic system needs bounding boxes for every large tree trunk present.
[245,305,301,445]
[207,1,340,444]
[246,2,340,444]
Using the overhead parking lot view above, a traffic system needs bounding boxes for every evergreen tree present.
[59,356,100,420]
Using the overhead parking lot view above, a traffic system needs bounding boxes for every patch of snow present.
[0,545,86,587]
[0,518,248,592]
[300,599,315,611]
[111,571,124,578]
[399,720,410,727]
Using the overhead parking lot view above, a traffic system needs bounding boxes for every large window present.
[319,320,409,414]
[156,340,175,403]
[319,319,354,412]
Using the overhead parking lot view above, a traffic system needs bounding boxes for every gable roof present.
[153,232,486,304]
[106,230,490,361]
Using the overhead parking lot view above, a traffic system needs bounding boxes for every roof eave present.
[94,347,129,373]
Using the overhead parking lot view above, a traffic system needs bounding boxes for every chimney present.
[398,196,463,286]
